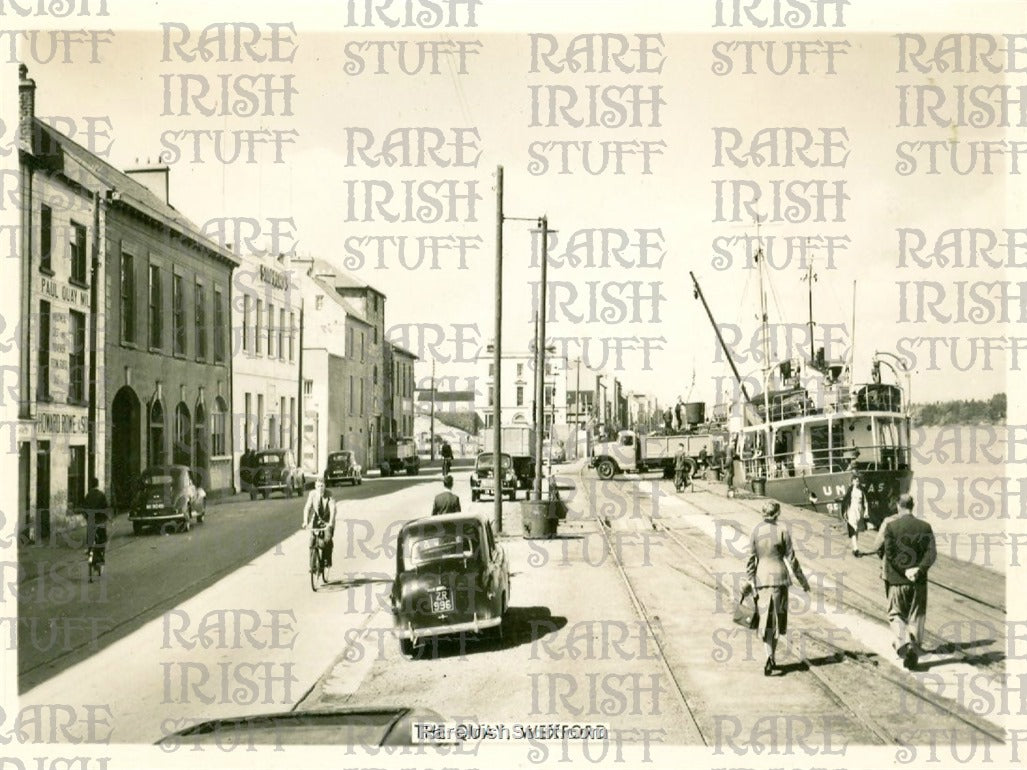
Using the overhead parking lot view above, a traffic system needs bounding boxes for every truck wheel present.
[471,490,480,502]
[596,459,616,480]
[132,522,145,535]
[683,459,697,479]
[400,638,415,657]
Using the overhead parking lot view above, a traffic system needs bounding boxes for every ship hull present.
[735,468,913,527]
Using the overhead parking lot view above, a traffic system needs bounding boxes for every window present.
[40,204,52,272]
[244,393,252,451]
[315,295,323,310]
[373,365,378,385]
[359,378,364,415]
[289,397,296,451]
[195,282,207,360]
[257,394,264,449]
[174,403,191,465]
[255,299,263,354]
[278,309,285,360]
[288,312,295,361]
[213,288,225,363]
[149,264,162,349]
[516,386,524,406]
[121,252,135,343]
[68,445,85,509]
[38,300,50,400]
[242,295,251,352]
[489,363,494,376]
[517,363,523,377]
[211,397,228,456]
[172,274,186,355]
[149,399,165,466]
[280,397,286,447]
[267,302,275,358]
[487,386,494,407]
[68,310,85,403]
[349,375,354,414]
[348,326,353,358]
[70,222,87,285]
[545,385,554,407]
[303,379,313,396]
[360,332,365,362]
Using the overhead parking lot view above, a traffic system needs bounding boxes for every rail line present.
[575,465,709,746]
[675,484,1007,682]
[580,468,1005,746]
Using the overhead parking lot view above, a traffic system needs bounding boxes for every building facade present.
[295,259,374,474]
[231,253,302,489]
[384,341,417,438]
[474,345,568,438]
[17,66,239,538]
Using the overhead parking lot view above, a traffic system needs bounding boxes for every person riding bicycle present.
[441,441,453,476]
[302,478,336,568]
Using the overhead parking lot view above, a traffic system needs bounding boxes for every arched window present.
[149,399,165,467]
[174,402,191,466]
[211,396,228,456]
[194,400,208,473]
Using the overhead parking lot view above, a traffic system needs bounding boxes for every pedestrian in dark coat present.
[432,475,462,516]
[868,493,937,669]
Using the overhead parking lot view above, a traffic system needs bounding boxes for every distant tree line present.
[910,393,1005,426]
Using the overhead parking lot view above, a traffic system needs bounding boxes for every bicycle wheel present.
[310,546,321,592]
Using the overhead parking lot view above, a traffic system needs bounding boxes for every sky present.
[8,1,1023,409]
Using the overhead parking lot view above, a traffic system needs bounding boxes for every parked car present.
[156,706,449,747]
[469,452,517,502]
[542,439,566,464]
[391,513,510,656]
[324,450,362,487]
[129,465,206,535]
[241,449,305,500]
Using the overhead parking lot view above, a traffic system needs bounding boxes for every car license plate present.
[431,588,453,614]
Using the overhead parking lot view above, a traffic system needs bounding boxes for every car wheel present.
[596,459,616,480]
[400,638,415,657]
[507,490,516,502]
[357,477,362,485]
[285,481,294,498]
[197,502,206,523]
[249,489,257,501]
[132,522,145,535]
[181,511,192,533]
[262,490,270,500]
[471,490,480,502]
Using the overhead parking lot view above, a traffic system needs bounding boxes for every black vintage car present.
[128,465,206,535]
[324,450,362,487]
[241,449,305,500]
[391,513,510,656]
[469,452,517,502]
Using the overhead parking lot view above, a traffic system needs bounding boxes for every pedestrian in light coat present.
[746,501,811,676]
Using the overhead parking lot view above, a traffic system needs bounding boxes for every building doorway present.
[112,386,141,511]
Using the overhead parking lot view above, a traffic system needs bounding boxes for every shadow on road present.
[407,606,568,660]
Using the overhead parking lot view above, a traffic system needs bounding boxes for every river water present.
[906,423,1015,575]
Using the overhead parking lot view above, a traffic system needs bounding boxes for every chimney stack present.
[18,63,35,153]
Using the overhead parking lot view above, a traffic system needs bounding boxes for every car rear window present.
[476,454,511,470]
[405,534,478,566]
[142,473,173,485]
[257,455,284,465]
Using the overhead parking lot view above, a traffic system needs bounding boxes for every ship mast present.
[755,218,771,423]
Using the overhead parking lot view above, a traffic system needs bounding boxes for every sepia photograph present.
[0,1,1023,768]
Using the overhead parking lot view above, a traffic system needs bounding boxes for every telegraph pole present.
[493,166,504,533]
[532,216,548,502]
[429,357,436,461]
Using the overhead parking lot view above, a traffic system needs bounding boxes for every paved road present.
[17,474,432,691]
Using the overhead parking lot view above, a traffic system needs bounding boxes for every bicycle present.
[441,457,452,476]
[308,526,329,592]
[87,526,108,583]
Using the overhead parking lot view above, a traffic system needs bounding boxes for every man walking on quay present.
[870,493,937,670]
[674,443,689,492]
[432,475,462,515]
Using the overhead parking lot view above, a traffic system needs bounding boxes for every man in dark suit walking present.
[431,475,462,516]
[869,493,937,669]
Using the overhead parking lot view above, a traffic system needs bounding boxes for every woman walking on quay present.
[746,501,811,676]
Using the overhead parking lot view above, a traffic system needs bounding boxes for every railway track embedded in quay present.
[574,466,1006,748]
